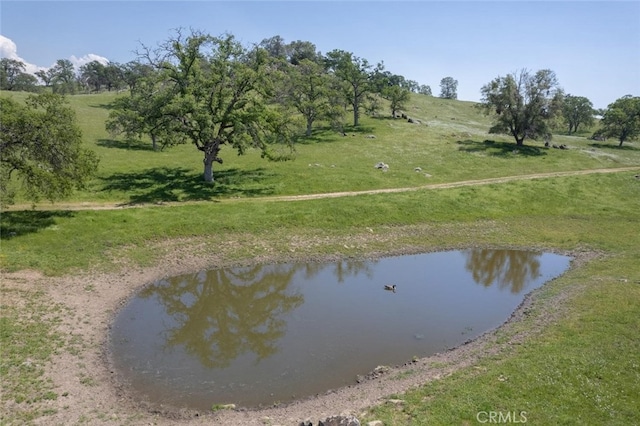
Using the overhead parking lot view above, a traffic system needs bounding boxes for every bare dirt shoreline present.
[2,243,599,426]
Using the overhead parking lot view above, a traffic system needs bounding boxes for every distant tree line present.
[1,57,155,95]
[1,44,438,100]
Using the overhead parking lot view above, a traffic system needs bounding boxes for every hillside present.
[2,90,638,207]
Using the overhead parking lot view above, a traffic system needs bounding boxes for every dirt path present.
[6,166,639,211]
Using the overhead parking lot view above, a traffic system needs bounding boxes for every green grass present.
[1,172,638,275]
[4,91,638,205]
[1,90,639,424]
[0,288,68,423]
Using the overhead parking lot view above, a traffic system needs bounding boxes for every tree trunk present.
[202,141,221,183]
[203,156,214,183]
[151,133,158,151]
[516,137,524,146]
[306,117,313,136]
[353,103,359,127]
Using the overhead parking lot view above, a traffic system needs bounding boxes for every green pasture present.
[3,91,638,206]
[1,90,639,424]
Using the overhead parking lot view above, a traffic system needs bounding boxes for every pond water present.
[109,249,571,410]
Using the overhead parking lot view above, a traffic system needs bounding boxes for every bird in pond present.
[384,284,396,292]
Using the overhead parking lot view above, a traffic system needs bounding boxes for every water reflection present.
[464,249,541,293]
[300,258,375,283]
[110,249,571,410]
[138,264,305,368]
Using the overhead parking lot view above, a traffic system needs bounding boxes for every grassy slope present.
[3,91,638,205]
[1,90,639,424]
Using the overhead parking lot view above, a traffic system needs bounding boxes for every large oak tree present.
[596,95,640,147]
[283,59,341,136]
[324,49,375,127]
[106,73,178,151]
[480,69,562,146]
[439,76,458,100]
[0,59,39,92]
[113,30,297,183]
[382,85,411,118]
[49,59,77,94]
[0,93,99,205]
[562,94,594,134]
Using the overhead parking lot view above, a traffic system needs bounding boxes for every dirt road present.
[6,166,639,211]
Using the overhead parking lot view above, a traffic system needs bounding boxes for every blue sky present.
[1,1,639,109]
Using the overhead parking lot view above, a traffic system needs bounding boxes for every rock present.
[367,421,384,426]
[363,365,390,380]
[374,365,390,374]
[319,415,361,426]
[374,162,389,171]
[414,167,422,172]
[366,134,376,139]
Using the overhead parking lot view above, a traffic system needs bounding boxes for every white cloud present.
[0,34,44,74]
[1,34,109,76]
[0,35,18,58]
[69,53,109,70]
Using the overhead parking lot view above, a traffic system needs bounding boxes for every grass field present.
[2,91,637,206]
[1,90,639,424]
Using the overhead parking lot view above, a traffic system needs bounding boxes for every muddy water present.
[109,249,571,410]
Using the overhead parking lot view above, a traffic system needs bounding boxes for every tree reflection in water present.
[138,264,304,368]
[300,258,375,283]
[464,249,541,293]
[112,250,571,410]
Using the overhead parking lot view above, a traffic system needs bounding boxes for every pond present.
[109,249,571,410]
